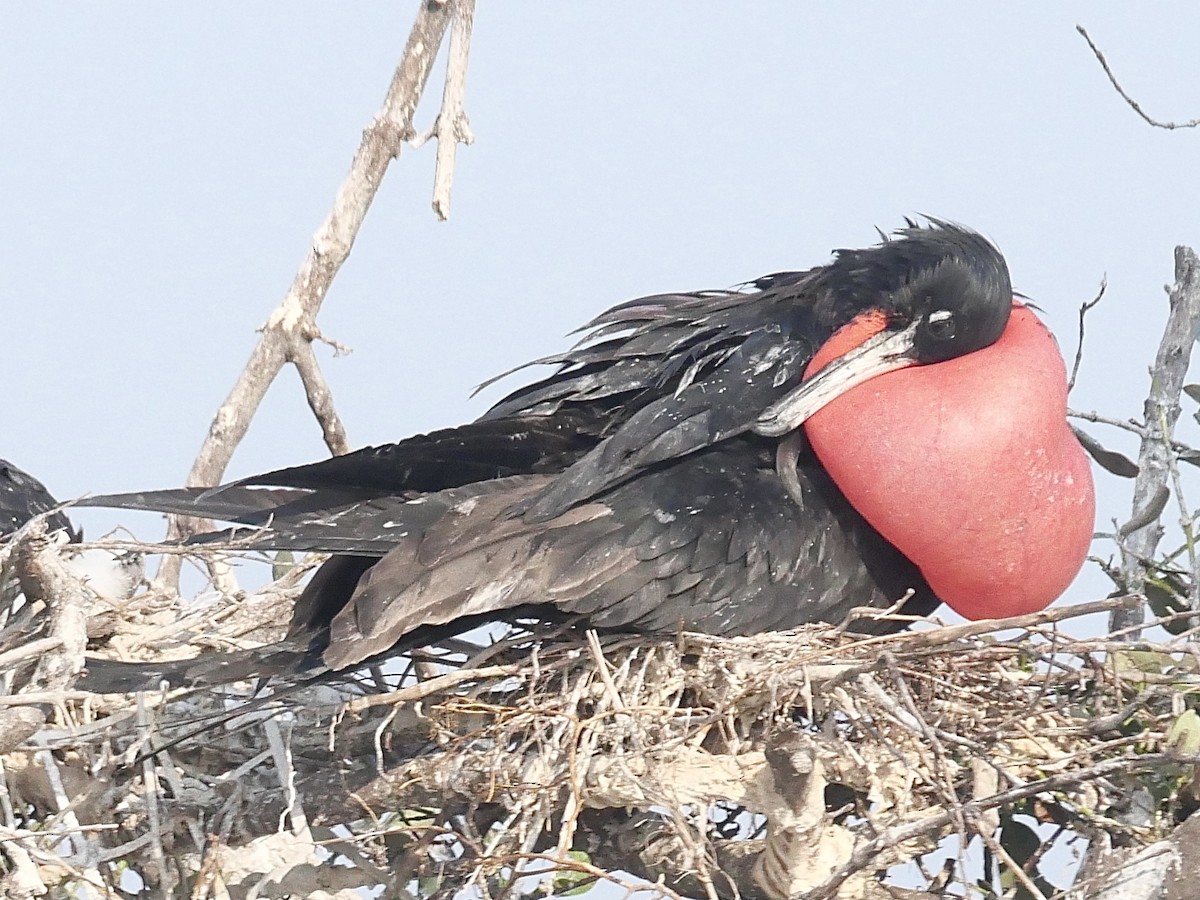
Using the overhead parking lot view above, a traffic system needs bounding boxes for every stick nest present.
[1,535,1197,899]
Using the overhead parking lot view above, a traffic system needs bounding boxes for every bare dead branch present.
[1112,245,1200,634]
[185,2,453,488]
[0,841,47,897]
[13,519,92,693]
[1069,408,1149,437]
[152,3,457,593]
[411,0,477,220]
[1077,26,1200,130]
[341,663,521,714]
[752,732,851,898]
[290,339,351,457]
[0,637,63,673]
[1159,404,1200,611]
[835,594,1137,654]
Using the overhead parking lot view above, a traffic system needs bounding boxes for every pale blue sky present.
[3,4,1199,614]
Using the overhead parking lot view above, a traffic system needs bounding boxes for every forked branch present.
[156,1,476,589]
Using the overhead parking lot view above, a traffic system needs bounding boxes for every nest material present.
[1,531,1197,900]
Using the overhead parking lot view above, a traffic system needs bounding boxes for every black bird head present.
[854,219,1013,362]
[756,220,1013,436]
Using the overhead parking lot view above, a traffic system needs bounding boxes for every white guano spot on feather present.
[751,344,786,375]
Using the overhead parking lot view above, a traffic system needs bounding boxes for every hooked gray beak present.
[754,319,922,437]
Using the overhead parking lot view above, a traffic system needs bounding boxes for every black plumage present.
[80,221,1014,690]
[0,459,76,541]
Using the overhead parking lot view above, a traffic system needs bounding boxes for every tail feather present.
[79,637,320,693]
[224,414,598,496]
[78,487,323,522]
[79,487,412,555]
[184,475,556,557]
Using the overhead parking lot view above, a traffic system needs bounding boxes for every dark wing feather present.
[477,276,836,521]
[480,288,794,421]
[0,459,77,540]
[176,477,555,557]
[78,413,607,552]
[318,445,938,670]
[222,412,602,496]
[518,330,812,521]
[78,486,321,523]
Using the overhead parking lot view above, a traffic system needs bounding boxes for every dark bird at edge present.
[0,461,143,606]
[0,459,141,670]
[0,459,78,541]
[78,221,1095,693]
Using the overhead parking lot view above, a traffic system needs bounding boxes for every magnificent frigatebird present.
[78,221,1095,692]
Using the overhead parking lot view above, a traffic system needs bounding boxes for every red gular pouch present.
[803,302,1095,620]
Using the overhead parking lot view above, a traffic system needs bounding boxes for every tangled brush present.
[2,532,1195,900]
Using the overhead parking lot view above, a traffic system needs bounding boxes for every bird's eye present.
[926,309,956,341]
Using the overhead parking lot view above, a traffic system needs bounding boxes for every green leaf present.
[1070,425,1138,477]
[553,850,595,897]
[1168,709,1200,756]
[272,550,296,581]
[1144,576,1197,636]
[1114,649,1173,677]
[417,874,443,898]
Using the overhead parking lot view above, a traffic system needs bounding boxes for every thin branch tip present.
[1077,25,1200,130]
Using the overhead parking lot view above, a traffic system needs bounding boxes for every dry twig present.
[411,0,477,220]
[1070,275,1107,392]
[1077,26,1200,130]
